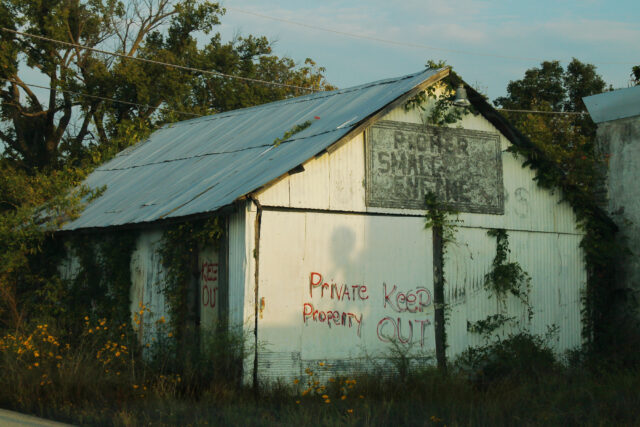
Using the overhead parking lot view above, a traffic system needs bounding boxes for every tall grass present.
[1,323,639,426]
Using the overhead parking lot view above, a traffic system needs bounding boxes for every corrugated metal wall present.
[256,210,435,381]
[248,100,586,382]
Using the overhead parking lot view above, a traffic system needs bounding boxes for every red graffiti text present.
[309,272,368,301]
[201,262,218,283]
[202,285,217,309]
[303,302,363,337]
[383,283,432,313]
[376,317,431,348]
[201,262,218,310]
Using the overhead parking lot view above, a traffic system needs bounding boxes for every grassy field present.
[1,321,639,426]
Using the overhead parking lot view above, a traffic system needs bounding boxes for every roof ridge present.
[161,69,435,129]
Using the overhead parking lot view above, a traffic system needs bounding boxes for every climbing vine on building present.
[483,229,533,320]
[468,229,533,338]
[506,139,620,353]
[158,217,224,340]
[64,231,138,334]
[405,62,478,127]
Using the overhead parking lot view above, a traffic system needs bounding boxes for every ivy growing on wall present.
[483,229,533,320]
[65,231,138,334]
[405,62,478,127]
[157,217,224,340]
[506,137,620,352]
[467,229,533,338]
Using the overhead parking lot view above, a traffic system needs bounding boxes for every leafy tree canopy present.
[493,59,608,194]
[0,0,334,172]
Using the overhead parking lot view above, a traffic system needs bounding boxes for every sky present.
[216,0,640,102]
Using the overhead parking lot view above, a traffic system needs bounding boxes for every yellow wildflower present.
[324,399,330,403]
[347,409,353,414]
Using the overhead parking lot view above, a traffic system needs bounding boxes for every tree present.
[0,0,334,172]
[0,0,335,330]
[632,66,640,86]
[493,59,607,194]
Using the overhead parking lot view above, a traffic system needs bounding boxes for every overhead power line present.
[1,77,590,118]
[0,27,318,92]
[498,108,586,115]
[227,7,637,66]
[0,77,203,117]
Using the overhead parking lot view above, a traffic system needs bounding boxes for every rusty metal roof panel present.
[584,85,640,123]
[63,68,445,231]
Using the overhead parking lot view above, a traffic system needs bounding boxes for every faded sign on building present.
[365,121,504,213]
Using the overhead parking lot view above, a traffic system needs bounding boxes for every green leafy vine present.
[273,120,312,147]
[507,136,620,352]
[64,231,138,333]
[157,217,224,339]
[484,229,533,321]
[405,62,476,127]
[467,313,516,337]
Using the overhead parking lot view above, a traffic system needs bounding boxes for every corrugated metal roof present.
[584,85,640,123]
[63,68,446,231]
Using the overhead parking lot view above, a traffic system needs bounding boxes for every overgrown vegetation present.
[157,217,224,339]
[2,328,640,426]
[483,229,533,322]
[405,60,477,127]
[273,120,313,146]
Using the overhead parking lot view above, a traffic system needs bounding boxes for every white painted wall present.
[247,98,586,382]
[256,210,434,381]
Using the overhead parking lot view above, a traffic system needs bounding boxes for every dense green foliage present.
[631,65,640,86]
[0,0,334,172]
[0,0,333,333]
[483,229,532,321]
[493,60,636,357]
[2,327,640,426]
[157,217,224,340]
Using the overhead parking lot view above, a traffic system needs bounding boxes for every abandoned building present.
[584,86,640,307]
[60,67,588,383]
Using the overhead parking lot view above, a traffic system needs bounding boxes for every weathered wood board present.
[365,121,504,214]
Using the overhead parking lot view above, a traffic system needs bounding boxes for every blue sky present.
[217,0,640,101]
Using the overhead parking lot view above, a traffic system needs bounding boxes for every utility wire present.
[0,27,319,92]
[1,77,590,117]
[498,108,586,115]
[227,7,637,66]
[0,77,203,117]
[1,77,589,118]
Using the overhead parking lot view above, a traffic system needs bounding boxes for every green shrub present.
[455,331,559,387]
